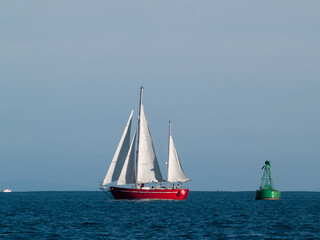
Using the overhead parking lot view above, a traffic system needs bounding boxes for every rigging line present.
[155,136,168,181]
[131,88,140,112]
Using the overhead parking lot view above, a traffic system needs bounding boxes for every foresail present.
[117,131,136,185]
[136,105,164,183]
[102,110,133,185]
[167,135,190,183]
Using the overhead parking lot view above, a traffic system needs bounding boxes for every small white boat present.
[1,188,12,193]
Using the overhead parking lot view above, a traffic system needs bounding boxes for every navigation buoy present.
[255,160,280,200]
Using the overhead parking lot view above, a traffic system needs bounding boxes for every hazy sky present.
[1,1,319,191]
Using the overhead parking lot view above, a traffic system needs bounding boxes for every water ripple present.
[1,191,320,239]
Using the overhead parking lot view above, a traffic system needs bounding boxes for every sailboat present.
[101,87,190,200]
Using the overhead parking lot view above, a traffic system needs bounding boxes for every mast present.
[135,86,144,188]
[167,120,172,189]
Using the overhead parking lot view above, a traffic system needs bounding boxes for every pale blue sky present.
[0,1,319,191]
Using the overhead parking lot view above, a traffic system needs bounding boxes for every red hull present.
[109,186,189,200]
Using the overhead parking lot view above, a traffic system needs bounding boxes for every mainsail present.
[102,110,133,185]
[136,97,164,183]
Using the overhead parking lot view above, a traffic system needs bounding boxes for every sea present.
[1,191,319,239]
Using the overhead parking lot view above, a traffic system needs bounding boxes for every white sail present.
[117,131,137,185]
[167,135,190,183]
[136,104,164,183]
[102,110,133,185]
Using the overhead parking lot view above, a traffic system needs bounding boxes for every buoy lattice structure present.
[255,160,280,200]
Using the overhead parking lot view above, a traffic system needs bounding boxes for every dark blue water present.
[1,191,320,239]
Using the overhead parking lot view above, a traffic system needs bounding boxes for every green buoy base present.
[255,189,280,200]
